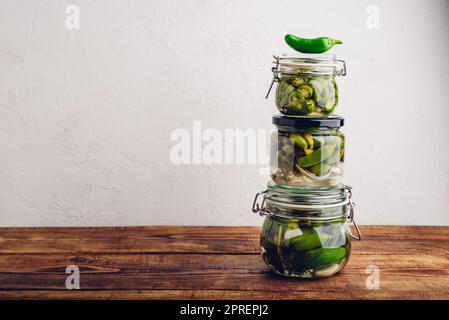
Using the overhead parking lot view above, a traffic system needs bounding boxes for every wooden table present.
[0,226,448,300]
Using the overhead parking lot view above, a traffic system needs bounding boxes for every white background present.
[1,0,448,226]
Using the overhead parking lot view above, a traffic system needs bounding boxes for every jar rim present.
[252,183,354,221]
[274,54,345,76]
[272,115,344,128]
[266,181,349,209]
[278,53,337,63]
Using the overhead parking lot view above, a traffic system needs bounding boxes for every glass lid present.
[252,182,353,220]
[266,181,349,208]
[274,54,346,76]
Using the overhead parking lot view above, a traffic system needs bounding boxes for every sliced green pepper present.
[325,150,341,165]
[297,85,313,99]
[288,228,323,251]
[302,133,314,149]
[296,144,336,168]
[292,78,306,87]
[295,247,347,268]
[310,163,332,175]
[312,137,325,149]
[290,134,308,150]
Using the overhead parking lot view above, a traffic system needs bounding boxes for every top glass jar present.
[267,54,346,117]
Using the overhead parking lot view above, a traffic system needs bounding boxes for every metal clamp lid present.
[251,185,361,240]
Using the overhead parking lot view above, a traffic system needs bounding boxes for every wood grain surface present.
[0,226,448,300]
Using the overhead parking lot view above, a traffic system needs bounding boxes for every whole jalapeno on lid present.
[285,34,342,54]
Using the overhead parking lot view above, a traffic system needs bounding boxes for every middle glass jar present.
[271,115,345,187]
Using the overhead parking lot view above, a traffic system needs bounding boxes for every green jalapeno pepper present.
[296,144,336,168]
[288,228,323,251]
[260,217,350,277]
[310,163,332,175]
[276,75,338,116]
[294,247,347,268]
[285,34,343,54]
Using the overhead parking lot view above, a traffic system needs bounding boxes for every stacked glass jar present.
[252,54,361,278]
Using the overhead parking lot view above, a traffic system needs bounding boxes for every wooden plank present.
[0,289,447,300]
[1,251,448,275]
[0,226,260,254]
[0,252,448,297]
[1,226,448,254]
[0,226,448,299]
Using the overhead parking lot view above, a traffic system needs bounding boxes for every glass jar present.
[266,55,346,117]
[271,115,345,187]
[252,182,360,278]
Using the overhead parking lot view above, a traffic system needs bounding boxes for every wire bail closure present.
[252,190,272,217]
[345,185,361,240]
[265,55,280,99]
[336,59,347,76]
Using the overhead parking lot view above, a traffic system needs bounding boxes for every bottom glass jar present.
[252,182,360,278]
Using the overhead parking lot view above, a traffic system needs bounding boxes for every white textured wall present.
[1,0,448,226]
